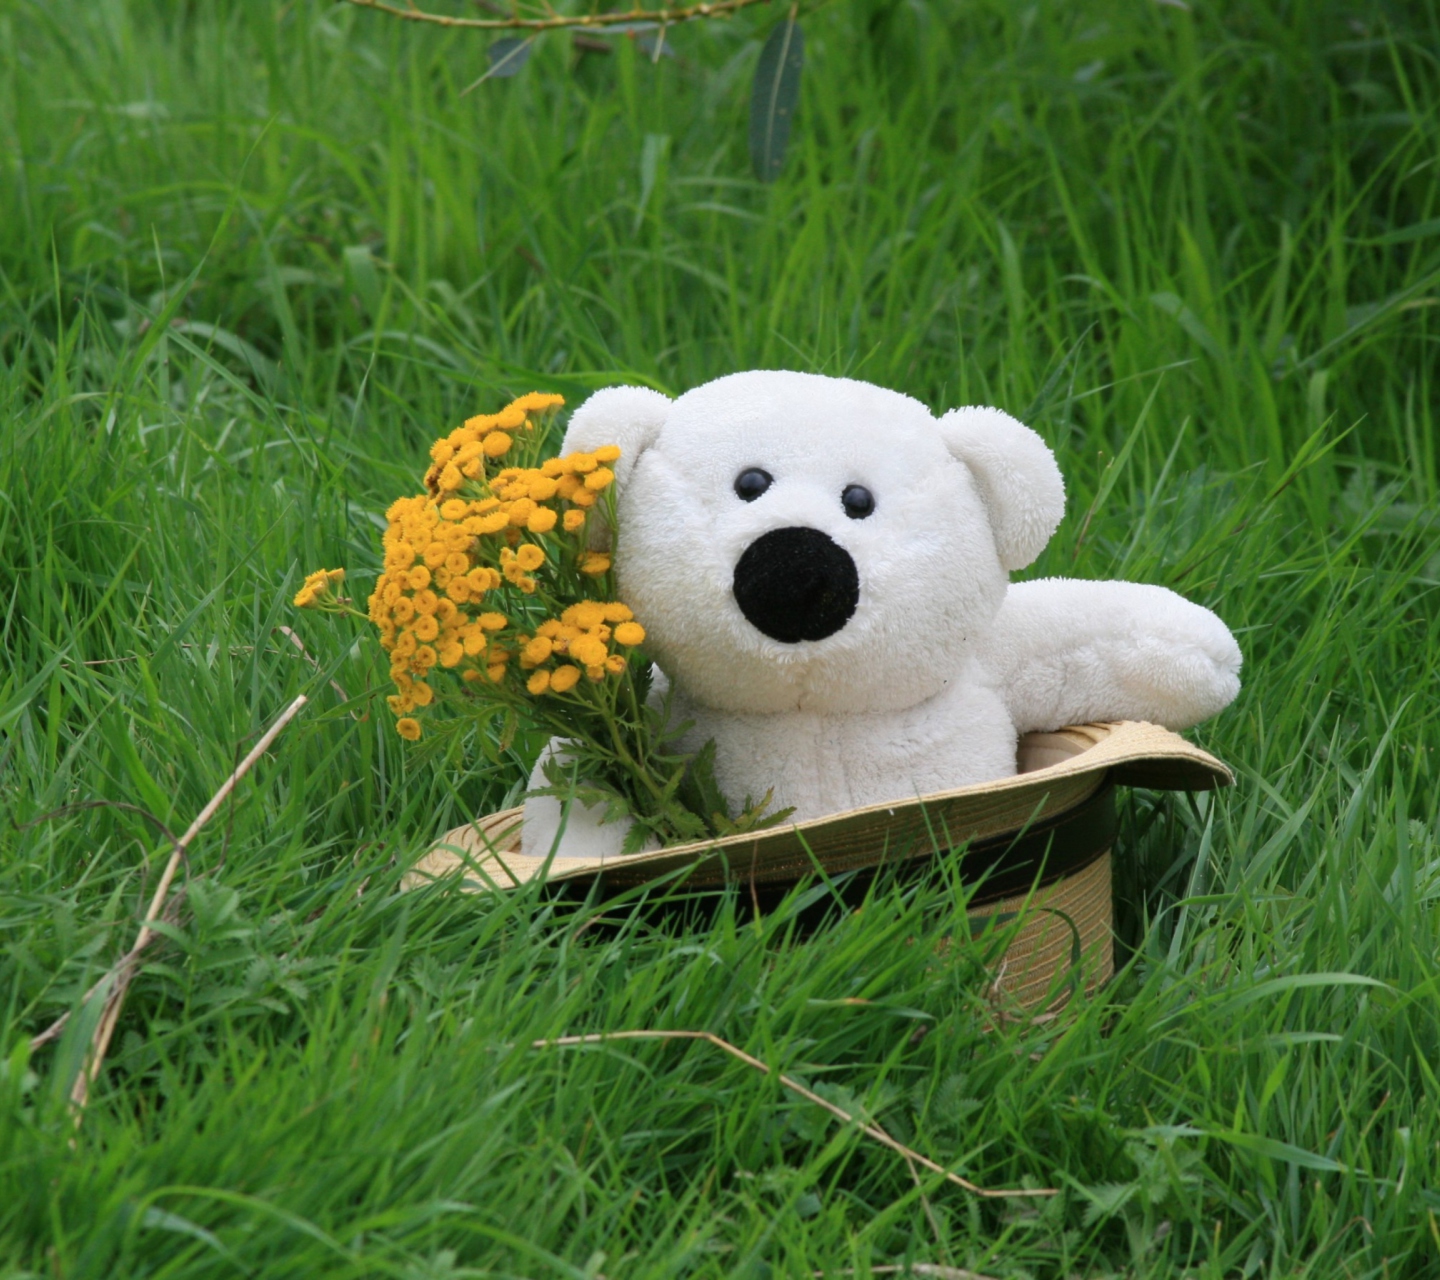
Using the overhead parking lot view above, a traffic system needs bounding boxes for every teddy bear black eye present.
[734,468,773,502]
[841,484,875,519]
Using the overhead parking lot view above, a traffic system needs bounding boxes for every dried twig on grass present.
[44,696,308,1123]
[814,1267,1000,1280]
[27,889,187,1053]
[530,1029,1056,1199]
[341,0,773,33]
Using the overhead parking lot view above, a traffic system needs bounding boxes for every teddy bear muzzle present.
[731,526,860,644]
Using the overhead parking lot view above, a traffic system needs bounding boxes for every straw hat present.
[405,721,1232,1009]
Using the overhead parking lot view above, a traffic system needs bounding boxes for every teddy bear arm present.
[981,578,1242,734]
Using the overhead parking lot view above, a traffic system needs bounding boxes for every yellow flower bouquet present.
[297,392,787,852]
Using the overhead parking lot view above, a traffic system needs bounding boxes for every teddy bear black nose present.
[732,527,860,644]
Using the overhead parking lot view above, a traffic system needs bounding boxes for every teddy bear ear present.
[560,385,672,493]
[937,406,1065,571]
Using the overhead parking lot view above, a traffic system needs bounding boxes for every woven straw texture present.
[403,720,1230,1012]
[964,851,1116,1010]
[404,720,1230,894]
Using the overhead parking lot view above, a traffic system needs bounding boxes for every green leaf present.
[635,133,670,233]
[749,13,803,182]
[1205,1131,1349,1174]
[100,714,174,828]
[675,738,725,825]
[342,245,383,322]
[1078,1181,1140,1225]
[619,818,653,856]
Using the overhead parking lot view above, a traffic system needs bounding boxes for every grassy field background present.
[3,0,1440,1275]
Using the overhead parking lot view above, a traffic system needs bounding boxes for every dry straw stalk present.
[530,1028,1057,1199]
[39,695,308,1124]
[341,0,774,33]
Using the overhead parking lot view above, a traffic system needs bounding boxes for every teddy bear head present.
[561,371,1064,715]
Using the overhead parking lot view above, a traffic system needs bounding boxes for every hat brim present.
[403,720,1231,897]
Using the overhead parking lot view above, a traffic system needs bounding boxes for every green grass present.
[3,0,1440,1274]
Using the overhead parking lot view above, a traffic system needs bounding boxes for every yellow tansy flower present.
[511,392,565,413]
[570,636,608,668]
[563,602,606,629]
[549,665,581,693]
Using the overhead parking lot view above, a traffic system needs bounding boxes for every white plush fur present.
[520,370,1241,859]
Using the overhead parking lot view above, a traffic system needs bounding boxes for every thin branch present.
[529,1030,1057,1199]
[904,1148,947,1247]
[28,891,188,1051]
[814,1268,999,1280]
[341,0,774,32]
[62,696,308,1122]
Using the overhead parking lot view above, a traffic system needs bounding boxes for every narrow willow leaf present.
[461,37,534,93]
[487,38,533,79]
[749,14,803,182]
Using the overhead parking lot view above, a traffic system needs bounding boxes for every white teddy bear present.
[522,370,1241,859]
